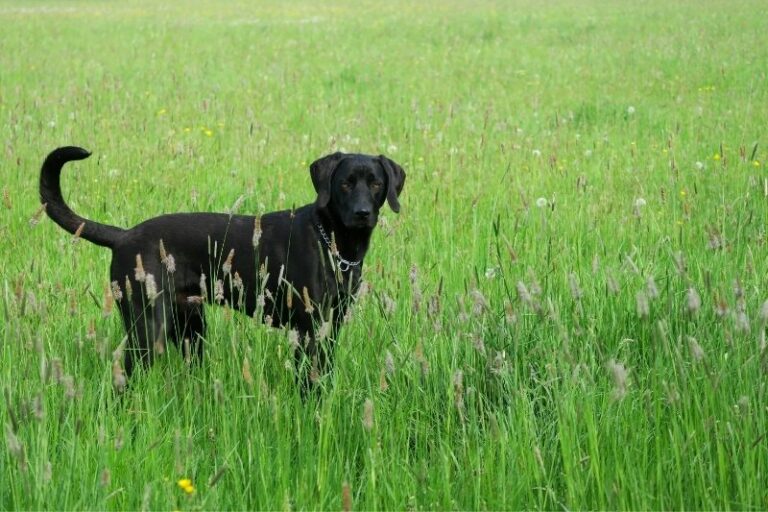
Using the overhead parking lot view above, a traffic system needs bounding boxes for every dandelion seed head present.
[535,197,548,208]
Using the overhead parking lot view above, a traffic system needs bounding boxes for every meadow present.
[1,0,767,509]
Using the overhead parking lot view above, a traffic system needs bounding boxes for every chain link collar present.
[316,223,361,272]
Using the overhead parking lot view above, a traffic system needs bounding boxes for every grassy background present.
[1,0,767,509]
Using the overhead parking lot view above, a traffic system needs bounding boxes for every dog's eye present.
[371,181,383,191]
[340,182,352,192]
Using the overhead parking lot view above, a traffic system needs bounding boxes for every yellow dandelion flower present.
[713,153,721,161]
[184,127,191,133]
[753,160,761,168]
[177,478,196,494]
[679,189,687,197]
[204,129,214,137]
[157,108,167,116]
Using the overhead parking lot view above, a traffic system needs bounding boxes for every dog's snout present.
[355,207,371,219]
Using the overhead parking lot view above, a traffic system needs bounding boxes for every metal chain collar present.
[316,223,361,273]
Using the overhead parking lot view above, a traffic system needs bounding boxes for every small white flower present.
[634,197,646,208]
[387,144,398,154]
[484,267,498,279]
[532,149,542,157]
[627,106,636,115]
[584,149,593,158]
[535,197,548,208]
[695,161,704,170]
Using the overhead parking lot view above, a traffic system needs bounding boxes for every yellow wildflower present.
[713,153,721,161]
[177,478,196,494]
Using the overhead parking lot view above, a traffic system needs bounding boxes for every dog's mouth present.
[345,216,377,229]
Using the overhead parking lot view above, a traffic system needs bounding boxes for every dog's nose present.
[355,208,371,219]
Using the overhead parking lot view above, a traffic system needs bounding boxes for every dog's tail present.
[39,146,125,248]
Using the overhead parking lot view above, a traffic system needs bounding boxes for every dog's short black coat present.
[39,147,405,383]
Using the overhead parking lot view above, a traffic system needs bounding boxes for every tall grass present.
[1,0,767,509]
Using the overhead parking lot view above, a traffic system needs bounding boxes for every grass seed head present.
[100,468,111,487]
[470,289,488,315]
[2,186,11,209]
[384,350,395,376]
[607,359,629,401]
[199,273,208,301]
[646,276,659,299]
[134,254,146,282]
[241,356,253,386]
[568,272,583,300]
[222,248,235,275]
[453,370,465,418]
[145,273,158,304]
[302,286,314,314]
[229,194,245,216]
[759,300,768,324]
[361,398,374,431]
[636,290,650,319]
[124,276,133,301]
[29,203,46,227]
[112,360,126,393]
[686,287,701,315]
[342,481,353,512]
[72,222,85,243]
[687,336,705,362]
[382,294,396,316]
[103,285,115,316]
[5,424,27,472]
[252,217,262,248]
[673,251,687,276]
[287,329,300,354]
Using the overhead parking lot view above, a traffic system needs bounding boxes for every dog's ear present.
[377,156,406,213]
[310,152,345,208]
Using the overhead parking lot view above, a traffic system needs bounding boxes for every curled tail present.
[39,146,125,248]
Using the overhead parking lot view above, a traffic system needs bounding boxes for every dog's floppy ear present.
[377,156,406,213]
[310,152,345,208]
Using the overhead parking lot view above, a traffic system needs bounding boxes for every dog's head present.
[310,152,406,229]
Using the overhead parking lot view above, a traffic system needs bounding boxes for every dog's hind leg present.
[178,300,206,363]
[122,293,175,377]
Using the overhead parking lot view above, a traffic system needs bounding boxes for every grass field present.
[1,0,767,509]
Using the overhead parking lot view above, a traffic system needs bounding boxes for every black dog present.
[39,147,405,384]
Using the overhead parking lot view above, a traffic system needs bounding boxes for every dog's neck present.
[314,208,372,265]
